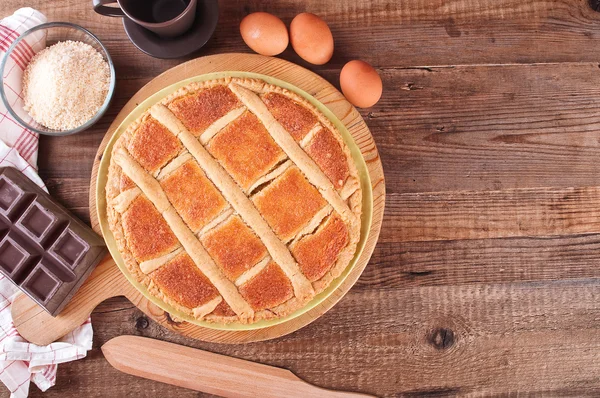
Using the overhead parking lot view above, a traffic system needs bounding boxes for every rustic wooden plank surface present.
[2,0,600,397]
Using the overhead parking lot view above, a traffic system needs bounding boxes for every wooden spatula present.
[102,335,374,397]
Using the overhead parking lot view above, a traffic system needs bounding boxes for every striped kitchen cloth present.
[0,7,46,169]
[0,8,93,398]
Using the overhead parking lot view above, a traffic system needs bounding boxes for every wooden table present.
[2,0,600,396]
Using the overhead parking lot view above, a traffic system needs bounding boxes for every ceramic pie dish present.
[100,72,372,329]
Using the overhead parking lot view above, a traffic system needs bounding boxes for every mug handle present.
[93,0,125,17]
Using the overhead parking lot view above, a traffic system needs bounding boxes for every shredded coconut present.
[22,40,110,131]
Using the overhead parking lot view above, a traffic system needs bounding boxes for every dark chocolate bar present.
[0,167,107,316]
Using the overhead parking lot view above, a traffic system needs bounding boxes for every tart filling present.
[107,77,362,324]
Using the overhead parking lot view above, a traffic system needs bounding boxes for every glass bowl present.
[0,22,116,136]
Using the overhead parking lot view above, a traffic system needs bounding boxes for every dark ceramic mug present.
[93,0,197,38]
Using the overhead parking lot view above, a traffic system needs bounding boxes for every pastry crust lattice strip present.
[113,147,255,320]
[199,107,246,145]
[150,104,315,301]
[228,84,360,231]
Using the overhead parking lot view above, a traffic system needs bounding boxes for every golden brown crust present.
[291,213,349,282]
[211,299,237,317]
[207,111,286,191]
[262,92,317,141]
[121,196,179,262]
[120,174,136,191]
[305,128,350,190]
[252,166,327,242]
[160,159,227,232]
[128,115,182,174]
[106,76,362,325]
[150,252,219,309]
[167,85,241,135]
[201,215,268,281]
[238,261,294,311]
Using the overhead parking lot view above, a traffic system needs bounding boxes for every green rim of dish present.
[96,71,373,331]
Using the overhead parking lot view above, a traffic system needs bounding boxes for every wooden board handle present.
[11,254,126,345]
[102,335,375,397]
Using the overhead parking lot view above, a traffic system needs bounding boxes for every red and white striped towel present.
[0,7,46,169]
[0,8,93,398]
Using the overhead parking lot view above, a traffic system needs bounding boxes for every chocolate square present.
[21,263,62,305]
[0,176,24,215]
[16,201,57,243]
[50,228,89,269]
[0,236,32,281]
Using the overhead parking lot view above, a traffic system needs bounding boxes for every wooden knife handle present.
[102,335,375,398]
[11,254,126,345]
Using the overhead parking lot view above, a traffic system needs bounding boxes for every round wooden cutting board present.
[12,53,385,345]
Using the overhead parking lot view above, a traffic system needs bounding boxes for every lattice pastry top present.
[106,77,362,324]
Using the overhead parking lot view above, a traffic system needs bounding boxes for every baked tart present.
[106,77,362,324]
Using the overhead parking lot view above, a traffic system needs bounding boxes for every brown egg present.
[290,13,334,65]
[240,12,288,56]
[340,60,382,108]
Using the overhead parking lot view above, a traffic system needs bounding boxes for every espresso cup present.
[93,0,197,38]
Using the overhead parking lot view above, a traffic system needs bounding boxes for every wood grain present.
[372,63,600,194]
[1,0,600,396]
[382,186,600,242]
[365,235,600,288]
[5,0,600,68]
[24,280,600,398]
